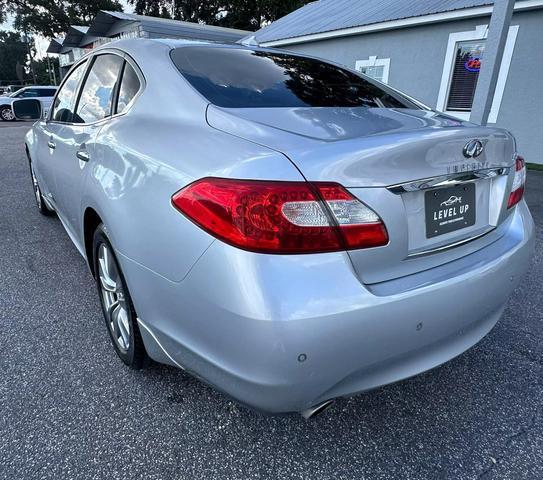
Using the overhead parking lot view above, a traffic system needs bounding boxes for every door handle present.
[76,150,90,162]
[47,140,56,149]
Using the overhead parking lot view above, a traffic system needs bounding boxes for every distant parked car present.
[11,39,535,418]
[0,86,57,121]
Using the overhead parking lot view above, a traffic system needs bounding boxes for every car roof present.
[89,37,277,65]
[18,85,58,89]
[150,38,233,48]
[99,37,252,52]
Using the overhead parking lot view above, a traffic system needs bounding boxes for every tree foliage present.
[1,0,124,38]
[0,0,309,37]
[129,0,311,31]
[32,55,60,85]
[220,0,313,31]
[0,31,29,84]
[0,30,57,85]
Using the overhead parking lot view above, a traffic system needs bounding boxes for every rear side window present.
[51,60,87,122]
[116,62,141,113]
[171,47,414,109]
[75,54,124,124]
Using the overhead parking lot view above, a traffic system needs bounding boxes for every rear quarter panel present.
[84,104,304,282]
[80,40,307,282]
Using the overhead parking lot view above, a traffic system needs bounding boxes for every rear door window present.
[171,46,416,109]
[75,54,124,124]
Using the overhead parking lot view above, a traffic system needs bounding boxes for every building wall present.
[282,10,543,164]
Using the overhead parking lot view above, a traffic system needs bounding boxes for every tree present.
[218,0,312,31]
[0,31,29,85]
[1,0,124,38]
[129,0,311,31]
[33,56,60,85]
[130,0,173,19]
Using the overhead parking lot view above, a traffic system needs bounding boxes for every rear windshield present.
[171,47,416,109]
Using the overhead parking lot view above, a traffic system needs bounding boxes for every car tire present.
[28,158,55,216]
[93,224,149,369]
[0,105,16,121]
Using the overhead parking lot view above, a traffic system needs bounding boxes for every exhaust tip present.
[300,399,335,420]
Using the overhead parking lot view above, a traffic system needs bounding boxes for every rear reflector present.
[172,178,388,254]
[507,154,526,209]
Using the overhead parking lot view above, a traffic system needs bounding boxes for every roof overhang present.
[88,10,249,42]
[259,0,543,47]
[46,37,64,54]
[62,26,90,48]
[87,11,136,37]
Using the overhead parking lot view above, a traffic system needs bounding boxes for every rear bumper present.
[121,201,535,413]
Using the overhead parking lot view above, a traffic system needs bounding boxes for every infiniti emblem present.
[463,139,484,158]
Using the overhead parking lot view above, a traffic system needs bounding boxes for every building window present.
[355,56,390,84]
[437,24,519,123]
[446,41,485,111]
[359,65,385,81]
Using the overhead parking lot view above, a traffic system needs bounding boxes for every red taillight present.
[172,178,388,254]
[507,154,526,209]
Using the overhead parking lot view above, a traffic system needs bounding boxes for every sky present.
[1,0,134,58]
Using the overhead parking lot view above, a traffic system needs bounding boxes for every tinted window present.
[16,88,40,98]
[41,88,57,97]
[51,61,87,122]
[116,62,141,113]
[75,54,124,124]
[171,47,414,109]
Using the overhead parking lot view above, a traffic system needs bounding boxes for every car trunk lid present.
[207,105,516,284]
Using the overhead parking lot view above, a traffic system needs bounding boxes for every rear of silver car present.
[130,115,534,414]
[48,40,532,416]
[114,43,534,414]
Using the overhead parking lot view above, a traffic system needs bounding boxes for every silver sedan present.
[16,39,534,418]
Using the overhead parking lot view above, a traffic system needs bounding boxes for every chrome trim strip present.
[137,318,185,370]
[407,227,496,258]
[387,167,510,194]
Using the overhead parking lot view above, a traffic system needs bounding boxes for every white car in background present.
[0,86,58,121]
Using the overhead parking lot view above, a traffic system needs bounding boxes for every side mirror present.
[12,99,42,120]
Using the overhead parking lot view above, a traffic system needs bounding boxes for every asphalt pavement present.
[1,123,542,480]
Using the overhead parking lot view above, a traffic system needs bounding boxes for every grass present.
[527,163,543,171]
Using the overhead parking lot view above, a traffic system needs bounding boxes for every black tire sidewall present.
[28,158,54,216]
[92,225,138,367]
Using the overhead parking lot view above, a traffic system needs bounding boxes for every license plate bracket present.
[425,183,476,238]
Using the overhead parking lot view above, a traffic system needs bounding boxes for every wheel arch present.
[83,207,103,277]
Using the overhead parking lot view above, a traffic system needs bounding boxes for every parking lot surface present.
[1,124,542,480]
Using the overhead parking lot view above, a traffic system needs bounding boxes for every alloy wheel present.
[97,243,131,353]
[1,107,15,121]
